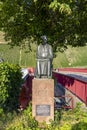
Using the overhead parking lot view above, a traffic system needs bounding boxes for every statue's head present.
[41,35,47,44]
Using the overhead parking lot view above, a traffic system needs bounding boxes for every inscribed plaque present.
[36,105,50,116]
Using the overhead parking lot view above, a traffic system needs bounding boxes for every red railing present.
[53,71,87,105]
[19,67,87,109]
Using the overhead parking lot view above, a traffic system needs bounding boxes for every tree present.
[0,0,87,51]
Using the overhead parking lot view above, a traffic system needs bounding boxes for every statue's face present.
[41,36,47,44]
[42,38,47,44]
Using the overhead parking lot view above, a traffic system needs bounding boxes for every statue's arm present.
[49,46,53,59]
[36,46,40,59]
[36,47,38,58]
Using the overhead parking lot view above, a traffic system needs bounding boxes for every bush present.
[5,104,38,130]
[0,62,22,111]
[1,103,87,130]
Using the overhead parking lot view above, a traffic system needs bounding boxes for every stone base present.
[32,78,54,124]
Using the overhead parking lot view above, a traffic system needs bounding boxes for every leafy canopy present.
[0,0,87,51]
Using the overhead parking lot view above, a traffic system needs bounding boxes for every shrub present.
[2,103,87,130]
[5,104,38,130]
[0,62,22,111]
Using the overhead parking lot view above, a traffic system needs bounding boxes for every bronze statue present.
[35,35,53,78]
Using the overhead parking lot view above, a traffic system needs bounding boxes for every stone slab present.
[32,78,54,124]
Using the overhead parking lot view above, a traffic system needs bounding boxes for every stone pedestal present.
[32,78,54,124]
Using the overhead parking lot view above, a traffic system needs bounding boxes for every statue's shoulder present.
[37,44,42,51]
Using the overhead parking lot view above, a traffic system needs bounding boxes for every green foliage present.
[59,103,87,130]
[0,62,22,111]
[49,1,72,15]
[0,108,17,130]
[71,122,87,130]
[0,103,87,130]
[0,0,87,51]
[5,104,38,130]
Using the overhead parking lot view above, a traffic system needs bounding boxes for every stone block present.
[32,78,54,124]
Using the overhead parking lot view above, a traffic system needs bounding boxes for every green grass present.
[0,44,36,68]
[0,44,87,68]
[64,46,87,67]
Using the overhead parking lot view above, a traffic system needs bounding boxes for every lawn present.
[0,43,87,68]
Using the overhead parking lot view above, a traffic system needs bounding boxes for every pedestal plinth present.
[32,78,54,124]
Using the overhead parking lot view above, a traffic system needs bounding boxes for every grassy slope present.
[0,43,87,68]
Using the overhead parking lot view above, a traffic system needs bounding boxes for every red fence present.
[19,67,87,109]
[53,72,87,105]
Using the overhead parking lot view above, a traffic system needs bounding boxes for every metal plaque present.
[36,105,50,116]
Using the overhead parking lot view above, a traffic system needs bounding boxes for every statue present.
[35,35,53,78]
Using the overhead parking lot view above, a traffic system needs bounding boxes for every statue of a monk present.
[35,35,53,78]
